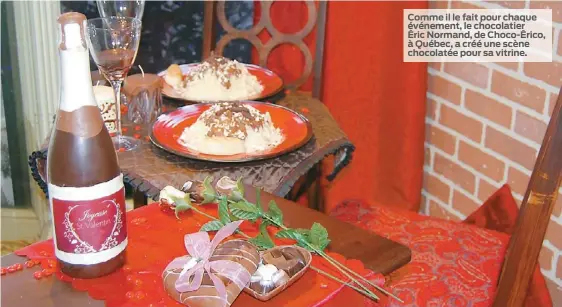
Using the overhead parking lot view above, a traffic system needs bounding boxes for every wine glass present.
[97,0,145,20]
[86,17,141,152]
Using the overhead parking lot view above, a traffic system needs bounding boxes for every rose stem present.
[318,250,402,302]
[309,266,379,299]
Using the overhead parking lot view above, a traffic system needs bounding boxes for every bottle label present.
[48,174,127,265]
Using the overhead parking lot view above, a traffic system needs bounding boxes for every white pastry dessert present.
[164,55,264,101]
[178,102,284,155]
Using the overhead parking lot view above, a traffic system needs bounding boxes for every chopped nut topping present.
[184,54,242,89]
[199,102,267,139]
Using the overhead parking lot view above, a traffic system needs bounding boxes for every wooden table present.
[1,187,411,306]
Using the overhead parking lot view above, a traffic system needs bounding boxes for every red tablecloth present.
[15,203,381,307]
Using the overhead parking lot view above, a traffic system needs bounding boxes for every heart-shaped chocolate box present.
[243,245,312,301]
[163,239,260,307]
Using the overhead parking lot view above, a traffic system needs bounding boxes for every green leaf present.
[228,190,244,202]
[249,236,275,250]
[217,196,231,225]
[200,220,225,232]
[295,228,311,236]
[309,223,330,251]
[174,194,193,219]
[261,219,272,228]
[297,241,316,252]
[259,222,274,241]
[230,201,259,213]
[203,176,214,187]
[255,189,262,210]
[229,201,260,221]
[201,176,216,204]
[249,223,275,250]
[275,228,308,243]
[267,200,283,225]
[236,178,245,196]
[202,192,216,204]
[228,178,245,202]
[275,226,327,253]
[229,211,240,221]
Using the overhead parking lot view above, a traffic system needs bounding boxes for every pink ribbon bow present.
[164,220,252,306]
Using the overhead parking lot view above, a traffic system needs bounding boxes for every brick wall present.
[423,0,562,304]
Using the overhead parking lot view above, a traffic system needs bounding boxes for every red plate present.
[150,101,313,162]
[157,63,284,103]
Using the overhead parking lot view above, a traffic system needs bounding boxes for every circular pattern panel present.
[213,0,318,90]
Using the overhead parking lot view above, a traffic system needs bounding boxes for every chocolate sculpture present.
[162,221,260,307]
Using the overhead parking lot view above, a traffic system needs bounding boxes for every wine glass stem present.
[110,80,123,141]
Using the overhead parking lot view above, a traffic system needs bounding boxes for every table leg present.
[133,189,148,209]
[307,164,325,212]
[286,174,307,201]
[285,164,325,211]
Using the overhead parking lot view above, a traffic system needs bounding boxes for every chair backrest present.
[202,0,327,98]
[493,88,562,307]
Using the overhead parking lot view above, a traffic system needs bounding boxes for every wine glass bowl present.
[86,17,141,151]
[86,18,140,80]
[97,0,145,20]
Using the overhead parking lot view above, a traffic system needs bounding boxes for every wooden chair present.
[202,0,327,98]
[202,0,329,210]
[493,88,562,305]
[330,88,562,306]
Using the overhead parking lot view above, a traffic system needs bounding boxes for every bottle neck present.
[59,45,98,112]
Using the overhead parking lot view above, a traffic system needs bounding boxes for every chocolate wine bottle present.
[47,12,127,278]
